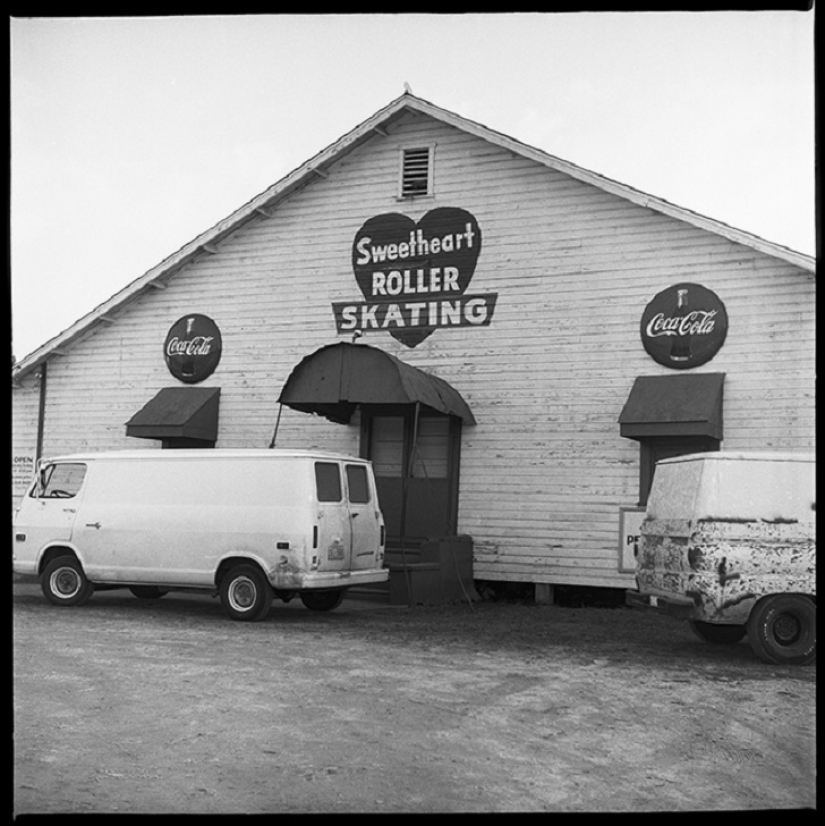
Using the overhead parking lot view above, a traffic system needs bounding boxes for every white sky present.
[10,12,815,362]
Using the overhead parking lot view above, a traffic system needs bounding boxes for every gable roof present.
[12,91,815,380]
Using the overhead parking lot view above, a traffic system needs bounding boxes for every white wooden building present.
[12,92,815,599]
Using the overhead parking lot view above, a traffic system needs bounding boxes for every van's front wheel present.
[746,594,816,665]
[41,556,94,607]
[220,564,273,622]
[300,589,345,612]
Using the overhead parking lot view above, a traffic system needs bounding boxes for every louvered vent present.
[401,147,431,197]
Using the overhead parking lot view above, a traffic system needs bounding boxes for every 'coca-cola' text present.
[166,336,215,357]
[645,310,717,338]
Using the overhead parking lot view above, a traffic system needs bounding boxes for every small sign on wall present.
[13,453,36,499]
[640,282,728,369]
[619,506,646,573]
[164,314,222,384]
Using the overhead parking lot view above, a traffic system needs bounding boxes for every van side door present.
[16,462,87,563]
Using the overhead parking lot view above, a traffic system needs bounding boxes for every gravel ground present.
[12,578,816,814]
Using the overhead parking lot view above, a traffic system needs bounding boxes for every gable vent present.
[400,147,432,197]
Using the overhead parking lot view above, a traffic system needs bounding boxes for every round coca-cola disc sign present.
[164,314,222,383]
[640,283,728,370]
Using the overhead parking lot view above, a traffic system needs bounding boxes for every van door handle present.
[85,522,102,530]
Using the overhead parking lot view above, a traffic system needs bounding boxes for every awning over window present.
[619,373,724,440]
[126,387,221,441]
[278,342,476,425]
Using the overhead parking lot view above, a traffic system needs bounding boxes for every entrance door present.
[363,407,460,552]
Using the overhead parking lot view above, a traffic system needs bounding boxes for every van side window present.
[32,463,87,499]
[315,462,343,502]
[346,464,370,504]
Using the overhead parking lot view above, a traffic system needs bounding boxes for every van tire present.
[220,564,273,622]
[746,594,816,665]
[300,589,344,612]
[689,620,747,644]
[41,556,94,607]
[129,586,169,600]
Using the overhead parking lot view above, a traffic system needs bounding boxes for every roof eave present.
[405,96,816,273]
[13,94,416,379]
[12,91,815,380]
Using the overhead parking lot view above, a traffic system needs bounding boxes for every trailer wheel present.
[41,556,94,607]
[746,594,816,665]
[300,589,345,612]
[220,564,273,622]
[129,586,169,600]
[689,620,747,644]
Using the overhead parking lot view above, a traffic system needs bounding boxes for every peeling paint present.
[637,515,815,624]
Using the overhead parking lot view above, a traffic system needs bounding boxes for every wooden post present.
[535,583,554,605]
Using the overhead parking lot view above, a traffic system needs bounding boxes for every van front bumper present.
[625,589,697,620]
[277,568,390,591]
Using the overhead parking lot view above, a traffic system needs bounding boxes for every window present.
[315,462,342,502]
[346,464,370,504]
[399,146,433,197]
[410,417,450,479]
[32,463,87,499]
[369,416,405,475]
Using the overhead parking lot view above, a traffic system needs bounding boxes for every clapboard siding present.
[13,110,814,589]
[11,374,41,503]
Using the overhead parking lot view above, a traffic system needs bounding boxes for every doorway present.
[361,405,461,554]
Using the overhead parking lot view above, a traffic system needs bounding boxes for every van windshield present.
[32,463,87,499]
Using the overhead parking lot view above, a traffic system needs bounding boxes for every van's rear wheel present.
[689,620,747,644]
[300,589,344,612]
[220,565,272,622]
[129,586,168,600]
[41,556,94,607]
[746,594,816,665]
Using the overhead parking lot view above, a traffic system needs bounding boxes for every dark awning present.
[126,387,221,441]
[278,342,476,425]
[619,373,724,440]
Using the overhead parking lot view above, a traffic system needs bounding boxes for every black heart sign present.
[352,207,482,346]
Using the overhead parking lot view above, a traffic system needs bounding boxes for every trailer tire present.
[220,564,273,622]
[689,620,747,644]
[300,589,345,612]
[41,555,94,607]
[746,594,816,665]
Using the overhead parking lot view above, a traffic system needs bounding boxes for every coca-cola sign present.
[164,314,222,383]
[332,207,498,347]
[640,283,727,369]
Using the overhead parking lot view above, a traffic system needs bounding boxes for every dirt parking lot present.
[12,578,815,814]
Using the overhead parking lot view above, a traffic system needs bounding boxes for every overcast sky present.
[10,12,815,362]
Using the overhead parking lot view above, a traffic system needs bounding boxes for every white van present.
[13,449,387,621]
[626,451,815,664]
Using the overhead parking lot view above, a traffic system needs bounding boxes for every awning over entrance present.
[618,373,724,440]
[278,342,476,425]
[126,386,221,441]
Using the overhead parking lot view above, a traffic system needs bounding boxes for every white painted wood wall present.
[12,111,816,589]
